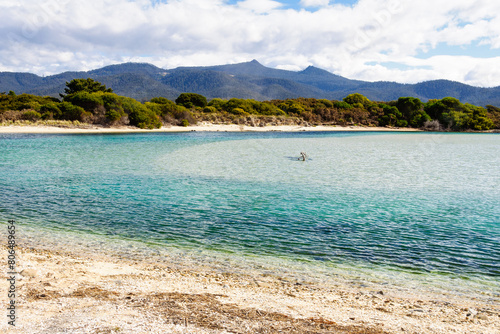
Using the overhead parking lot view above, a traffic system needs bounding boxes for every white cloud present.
[300,0,330,7]
[237,0,283,13]
[0,0,499,87]
[344,56,500,88]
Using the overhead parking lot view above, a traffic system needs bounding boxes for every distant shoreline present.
[0,123,422,134]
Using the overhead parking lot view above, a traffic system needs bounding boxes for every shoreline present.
[0,122,422,134]
[2,244,498,333]
[1,224,499,333]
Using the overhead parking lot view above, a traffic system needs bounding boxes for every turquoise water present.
[1,131,499,297]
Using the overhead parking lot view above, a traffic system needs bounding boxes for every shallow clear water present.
[1,131,499,297]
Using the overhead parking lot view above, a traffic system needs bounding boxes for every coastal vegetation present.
[0,78,498,131]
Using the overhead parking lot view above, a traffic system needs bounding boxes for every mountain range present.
[1,60,499,106]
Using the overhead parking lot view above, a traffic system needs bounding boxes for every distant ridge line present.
[1,60,499,106]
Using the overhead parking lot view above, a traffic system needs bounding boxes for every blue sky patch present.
[416,41,499,59]
[225,0,359,10]
[366,61,432,71]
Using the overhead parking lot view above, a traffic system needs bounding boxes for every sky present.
[1,0,499,87]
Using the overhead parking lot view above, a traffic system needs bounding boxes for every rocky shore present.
[1,246,498,333]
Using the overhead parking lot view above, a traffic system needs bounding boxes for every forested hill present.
[1,60,499,106]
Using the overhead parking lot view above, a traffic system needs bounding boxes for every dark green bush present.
[175,93,207,108]
[21,110,42,121]
[58,102,91,122]
[343,93,371,107]
[127,100,161,129]
[333,101,353,109]
[203,106,217,113]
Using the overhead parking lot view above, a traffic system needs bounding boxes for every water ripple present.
[1,132,499,284]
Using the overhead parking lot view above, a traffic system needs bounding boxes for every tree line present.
[1,78,499,131]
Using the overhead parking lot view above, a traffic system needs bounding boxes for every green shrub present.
[278,100,305,115]
[333,101,353,110]
[21,110,42,121]
[207,98,225,111]
[396,120,408,127]
[150,97,171,104]
[343,93,370,107]
[425,97,494,130]
[105,108,124,123]
[230,107,248,116]
[175,93,207,108]
[145,100,179,117]
[62,78,112,96]
[64,91,103,110]
[318,99,333,108]
[203,106,217,113]
[40,102,61,119]
[58,102,91,122]
[396,97,430,127]
[126,99,161,129]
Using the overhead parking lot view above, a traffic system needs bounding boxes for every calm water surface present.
[1,131,499,298]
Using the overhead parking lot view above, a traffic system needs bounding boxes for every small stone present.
[20,269,37,278]
[477,314,488,320]
[466,308,478,318]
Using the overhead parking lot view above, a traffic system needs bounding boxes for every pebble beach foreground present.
[1,246,498,334]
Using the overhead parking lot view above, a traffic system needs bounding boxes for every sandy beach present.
[0,122,421,134]
[1,244,498,334]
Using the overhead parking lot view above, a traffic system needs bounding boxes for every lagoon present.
[1,131,499,301]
